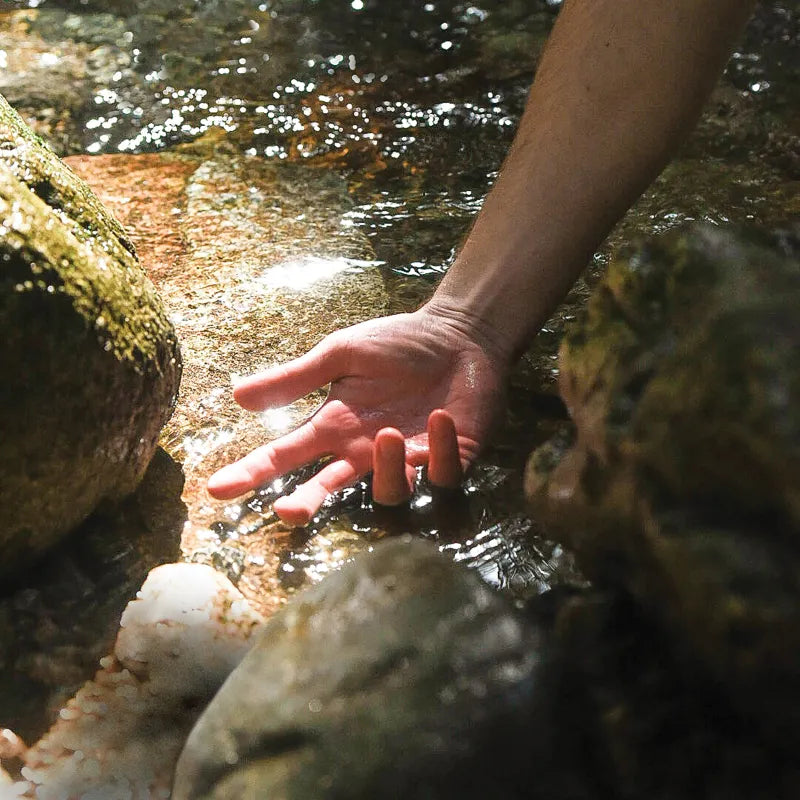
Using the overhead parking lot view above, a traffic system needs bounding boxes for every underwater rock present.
[0,9,134,155]
[65,138,390,616]
[0,94,181,575]
[526,224,800,739]
[15,563,263,798]
[173,537,554,800]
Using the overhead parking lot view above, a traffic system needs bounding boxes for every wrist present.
[419,293,518,370]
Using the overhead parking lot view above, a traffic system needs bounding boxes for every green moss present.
[528,223,800,739]
[0,93,181,572]
[1,99,176,370]
[0,94,134,253]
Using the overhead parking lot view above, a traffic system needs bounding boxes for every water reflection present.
[245,460,586,601]
[1,0,797,606]
[258,255,380,292]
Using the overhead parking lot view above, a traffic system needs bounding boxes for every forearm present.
[428,0,756,364]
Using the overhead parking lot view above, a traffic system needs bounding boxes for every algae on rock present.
[0,93,181,573]
[526,224,800,740]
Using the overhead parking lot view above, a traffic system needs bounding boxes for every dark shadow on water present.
[0,447,186,744]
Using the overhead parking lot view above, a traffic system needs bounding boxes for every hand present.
[207,303,507,525]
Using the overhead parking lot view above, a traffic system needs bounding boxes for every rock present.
[0,94,181,574]
[173,538,556,800]
[0,447,184,744]
[526,224,800,738]
[0,9,134,155]
[17,563,263,799]
[548,589,800,800]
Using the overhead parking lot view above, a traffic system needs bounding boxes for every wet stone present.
[173,538,558,800]
[15,562,264,798]
[526,223,800,740]
[0,93,181,575]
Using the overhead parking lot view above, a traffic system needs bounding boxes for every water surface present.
[2,0,797,605]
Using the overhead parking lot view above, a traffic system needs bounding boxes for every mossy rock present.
[526,224,800,737]
[0,93,181,573]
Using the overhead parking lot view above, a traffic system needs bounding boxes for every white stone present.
[19,563,264,799]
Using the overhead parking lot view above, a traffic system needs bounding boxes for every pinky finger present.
[273,459,358,527]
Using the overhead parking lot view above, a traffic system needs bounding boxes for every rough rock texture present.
[548,589,800,800]
[0,94,181,573]
[15,563,263,798]
[526,224,800,739]
[173,538,555,800]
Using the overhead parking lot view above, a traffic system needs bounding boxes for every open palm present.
[207,305,507,524]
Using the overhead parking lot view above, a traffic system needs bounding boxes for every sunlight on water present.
[1,0,795,606]
[258,401,327,440]
[180,427,235,467]
[258,256,380,292]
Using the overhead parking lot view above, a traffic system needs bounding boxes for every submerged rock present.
[173,538,556,800]
[65,138,391,615]
[526,224,800,738]
[0,94,181,574]
[0,9,133,154]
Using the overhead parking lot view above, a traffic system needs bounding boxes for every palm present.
[309,313,501,466]
[207,307,506,522]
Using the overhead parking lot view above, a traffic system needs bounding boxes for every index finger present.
[234,335,346,411]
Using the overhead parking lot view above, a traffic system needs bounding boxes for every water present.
[3,0,798,567]
[0,1,797,739]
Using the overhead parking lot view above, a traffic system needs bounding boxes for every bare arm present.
[210,0,756,520]
[429,0,757,364]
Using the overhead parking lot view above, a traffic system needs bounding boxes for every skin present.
[208,0,757,524]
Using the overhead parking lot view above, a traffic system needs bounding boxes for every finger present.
[273,459,359,526]
[207,422,329,500]
[427,409,463,489]
[372,428,412,507]
[233,336,345,411]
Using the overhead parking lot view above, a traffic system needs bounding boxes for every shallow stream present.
[1,0,798,742]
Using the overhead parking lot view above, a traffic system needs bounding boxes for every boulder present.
[526,224,800,738]
[0,94,181,574]
[173,538,560,800]
[548,589,800,800]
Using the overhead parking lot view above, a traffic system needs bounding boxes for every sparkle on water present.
[2,0,796,601]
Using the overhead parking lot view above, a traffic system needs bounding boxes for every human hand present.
[207,303,508,525]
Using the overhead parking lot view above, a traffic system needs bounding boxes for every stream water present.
[0,0,798,744]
